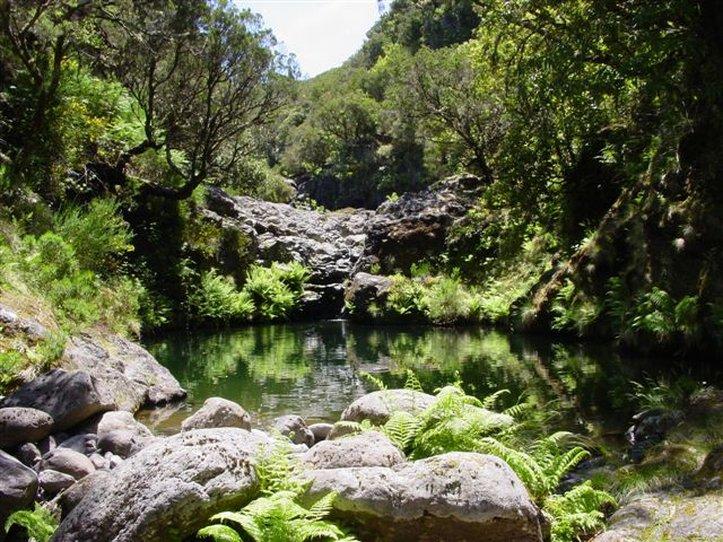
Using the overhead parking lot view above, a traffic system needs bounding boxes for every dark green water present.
[138,321,703,439]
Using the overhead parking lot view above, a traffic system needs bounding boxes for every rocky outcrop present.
[181,397,251,431]
[592,491,723,542]
[302,431,404,469]
[62,333,187,411]
[0,407,54,449]
[1,370,115,431]
[0,450,38,523]
[304,452,544,542]
[203,187,372,317]
[341,389,436,426]
[354,175,484,275]
[52,428,268,542]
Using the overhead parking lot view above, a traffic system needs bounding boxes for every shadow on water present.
[138,321,718,443]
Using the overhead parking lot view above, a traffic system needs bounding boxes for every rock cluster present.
[0,333,185,527]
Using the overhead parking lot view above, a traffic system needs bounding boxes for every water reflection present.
[139,321,680,436]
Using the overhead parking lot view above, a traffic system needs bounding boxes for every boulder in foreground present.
[304,452,544,542]
[52,428,268,542]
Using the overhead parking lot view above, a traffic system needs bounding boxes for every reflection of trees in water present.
[149,322,644,434]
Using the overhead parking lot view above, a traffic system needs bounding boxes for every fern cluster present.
[198,439,358,542]
[351,375,616,541]
[4,504,58,542]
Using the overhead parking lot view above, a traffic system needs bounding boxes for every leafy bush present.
[53,199,133,275]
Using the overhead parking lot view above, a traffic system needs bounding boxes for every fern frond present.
[4,504,58,542]
[481,389,510,409]
[404,369,423,392]
[360,371,387,390]
[197,524,242,542]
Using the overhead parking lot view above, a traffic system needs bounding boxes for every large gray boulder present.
[302,431,404,469]
[341,389,436,426]
[62,333,186,412]
[273,415,314,447]
[1,370,115,431]
[304,452,543,542]
[95,411,153,440]
[52,428,268,542]
[0,450,38,524]
[181,397,251,431]
[0,407,54,449]
[42,448,96,480]
[591,491,723,542]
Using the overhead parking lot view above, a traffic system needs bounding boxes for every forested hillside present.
[1,0,722,395]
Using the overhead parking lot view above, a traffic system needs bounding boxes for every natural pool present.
[137,320,708,443]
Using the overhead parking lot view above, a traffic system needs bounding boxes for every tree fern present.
[4,504,58,542]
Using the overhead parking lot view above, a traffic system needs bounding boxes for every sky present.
[237,0,382,78]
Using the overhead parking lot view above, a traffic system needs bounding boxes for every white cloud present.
[237,0,380,78]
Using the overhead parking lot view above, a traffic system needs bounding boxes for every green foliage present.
[188,270,254,325]
[544,482,616,542]
[551,280,601,337]
[4,504,58,542]
[243,262,310,321]
[199,439,358,542]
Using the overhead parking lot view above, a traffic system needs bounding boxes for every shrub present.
[420,276,472,324]
[53,199,133,275]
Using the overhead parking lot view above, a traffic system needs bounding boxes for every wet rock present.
[626,408,684,462]
[15,442,42,468]
[0,407,55,449]
[62,333,186,412]
[592,491,723,542]
[1,369,115,431]
[341,389,436,425]
[38,469,76,497]
[273,415,314,447]
[181,397,251,431]
[0,450,38,524]
[304,452,543,542]
[302,431,404,469]
[52,428,267,542]
[308,423,334,443]
[42,448,95,480]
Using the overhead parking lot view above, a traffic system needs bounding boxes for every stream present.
[137,320,701,449]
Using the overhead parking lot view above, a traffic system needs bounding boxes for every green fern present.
[4,504,58,542]
[544,482,616,542]
[359,371,387,390]
[403,370,423,392]
[197,524,242,542]
[205,491,358,542]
